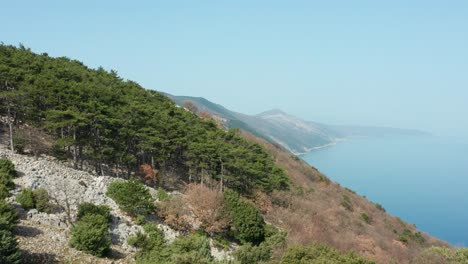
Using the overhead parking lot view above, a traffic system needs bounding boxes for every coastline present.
[294,138,347,156]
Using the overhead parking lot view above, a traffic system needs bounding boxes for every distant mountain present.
[164,94,341,154]
[165,93,429,155]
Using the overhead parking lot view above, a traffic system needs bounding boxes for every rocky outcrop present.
[0,145,183,263]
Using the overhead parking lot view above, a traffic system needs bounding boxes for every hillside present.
[165,94,429,155]
[0,43,463,264]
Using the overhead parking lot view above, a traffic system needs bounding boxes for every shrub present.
[0,229,21,264]
[168,233,212,262]
[0,200,19,231]
[157,187,170,202]
[106,179,154,216]
[0,159,16,178]
[16,188,51,212]
[235,243,272,264]
[32,188,51,213]
[361,213,372,224]
[375,203,386,212]
[224,189,265,245]
[184,184,230,234]
[341,194,353,211]
[0,184,9,200]
[16,188,35,210]
[77,202,111,222]
[70,214,111,257]
[136,215,146,225]
[128,231,149,248]
[0,159,16,191]
[397,229,425,245]
[234,224,286,264]
[280,244,374,264]
[157,196,191,231]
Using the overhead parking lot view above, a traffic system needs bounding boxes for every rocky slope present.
[0,144,232,263]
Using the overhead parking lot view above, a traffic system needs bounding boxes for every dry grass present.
[240,131,450,263]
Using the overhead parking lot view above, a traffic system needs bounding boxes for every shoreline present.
[294,137,347,156]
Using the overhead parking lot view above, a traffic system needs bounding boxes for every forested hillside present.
[0,44,288,194]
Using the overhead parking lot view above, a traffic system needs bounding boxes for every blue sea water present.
[302,135,468,246]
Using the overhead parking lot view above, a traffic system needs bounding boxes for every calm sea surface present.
[302,135,468,246]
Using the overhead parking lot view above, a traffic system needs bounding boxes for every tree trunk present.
[73,128,77,169]
[7,106,14,152]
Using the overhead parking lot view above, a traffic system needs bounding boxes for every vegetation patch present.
[106,179,154,216]
[16,187,52,212]
[280,243,375,264]
[70,214,111,257]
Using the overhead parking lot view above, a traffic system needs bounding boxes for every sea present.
[302,135,468,246]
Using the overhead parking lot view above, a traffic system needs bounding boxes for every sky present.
[1,0,468,137]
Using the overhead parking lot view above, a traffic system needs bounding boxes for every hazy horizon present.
[2,1,467,138]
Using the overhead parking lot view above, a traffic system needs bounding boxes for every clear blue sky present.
[2,1,467,137]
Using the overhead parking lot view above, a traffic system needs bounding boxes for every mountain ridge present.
[165,93,429,155]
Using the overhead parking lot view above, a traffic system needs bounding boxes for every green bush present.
[0,159,16,192]
[397,229,425,245]
[157,187,170,202]
[77,202,111,222]
[168,233,212,262]
[0,229,21,264]
[16,188,35,210]
[224,189,265,245]
[128,231,149,248]
[136,215,146,225]
[280,244,374,264]
[0,200,19,231]
[235,243,272,264]
[106,179,154,216]
[32,188,51,213]
[0,159,16,178]
[0,184,9,200]
[361,213,372,224]
[16,187,51,212]
[375,203,386,212]
[70,214,111,257]
[234,224,286,264]
[134,225,215,264]
[341,194,353,211]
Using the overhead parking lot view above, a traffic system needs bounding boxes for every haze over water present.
[303,135,468,246]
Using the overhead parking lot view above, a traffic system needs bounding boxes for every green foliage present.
[70,214,111,257]
[32,188,51,213]
[0,44,289,195]
[16,187,51,212]
[0,184,10,200]
[224,189,266,245]
[0,159,16,191]
[0,198,21,264]
[106,179,154,216]
[77,202,111,222]
[135,229,214,264]
[16,188,35,210]
[234,224,287,264]
[397,229,425,245]
[0,200,18,231]
[128,231,149,249]
[375,203,385,212]
[361,213,372,224]
[157,187,170,202]
[341,194,353,211]
[0,159,16,178]
[0,229,21,264]
[136,215,147,225]
[413,246,468,264]
[280,244,374,264]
